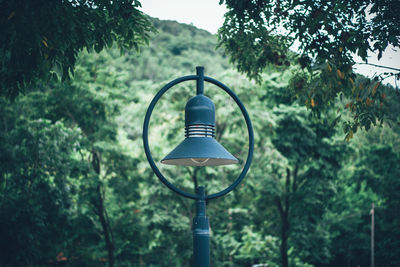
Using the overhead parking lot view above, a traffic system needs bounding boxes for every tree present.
[352,145,400,266]
[0,53,141,266]
[0,0,153,98]
[270,106,345,267]
[0,99,83,265]
[218,0,400,133]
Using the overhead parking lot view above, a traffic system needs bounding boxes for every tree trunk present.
[276,167,291,267]
[96,185,115,267]
[280,213,289,267]
[276,197,289,267]
[92,151,115,267]
[139,254,144,267]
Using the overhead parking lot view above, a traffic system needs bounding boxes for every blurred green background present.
[1,17,399,267]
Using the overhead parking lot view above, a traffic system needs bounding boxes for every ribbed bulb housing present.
[161,95,238,166]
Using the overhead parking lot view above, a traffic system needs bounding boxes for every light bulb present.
[190,158,210,165]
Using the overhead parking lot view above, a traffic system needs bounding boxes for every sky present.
[140,0,227,34]
[140,0,399,87]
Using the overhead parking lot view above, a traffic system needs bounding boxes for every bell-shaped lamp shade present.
[161,94,238,166]
[161,137,238,166]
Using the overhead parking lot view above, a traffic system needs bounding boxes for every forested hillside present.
[0,18,399,267]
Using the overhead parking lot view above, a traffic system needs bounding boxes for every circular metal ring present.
[142,74,254,200]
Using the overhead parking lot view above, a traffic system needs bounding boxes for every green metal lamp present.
[143,66,254,267]
[161,89,238,166]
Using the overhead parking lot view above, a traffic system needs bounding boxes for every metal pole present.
[196,66,204,95]
[193,186,210,267]
[371,203,375,267]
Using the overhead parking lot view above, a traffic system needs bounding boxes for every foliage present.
[220,0,400,75]
[218,0,400,134]
[352,145,400,266]
[253,103,346,267]
[0,0,153,98]
[0,98,83,265]
[1,18,399,267]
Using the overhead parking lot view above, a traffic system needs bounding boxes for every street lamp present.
[143,66,254,266]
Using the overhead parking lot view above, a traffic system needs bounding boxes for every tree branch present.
[355,62,400,72]
[285,168,290,217]
[275,196,284,216]
[292,162,299,193]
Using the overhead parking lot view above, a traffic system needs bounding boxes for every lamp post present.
[143,66,254,266]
